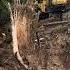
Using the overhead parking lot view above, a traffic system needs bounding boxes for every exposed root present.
[15,52,28,69]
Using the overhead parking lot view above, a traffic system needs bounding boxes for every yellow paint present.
[52,0,67,5]
[38,0,48,12]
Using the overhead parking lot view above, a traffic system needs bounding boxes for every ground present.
[0,13,70,70]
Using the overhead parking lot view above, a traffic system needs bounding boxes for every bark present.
[8,2,28,69]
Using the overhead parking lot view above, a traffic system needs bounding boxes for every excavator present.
[34,0,70,21]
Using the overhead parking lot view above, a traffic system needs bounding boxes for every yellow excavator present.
[36,0,70,12]
[34,0,70,20]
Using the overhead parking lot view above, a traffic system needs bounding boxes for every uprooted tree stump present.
[7,0,70,70]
